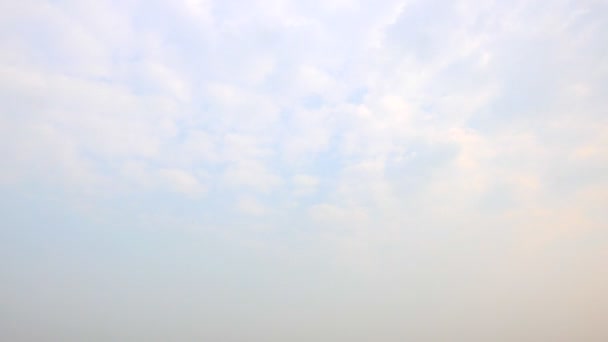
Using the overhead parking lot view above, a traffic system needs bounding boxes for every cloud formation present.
[1,0,607,340]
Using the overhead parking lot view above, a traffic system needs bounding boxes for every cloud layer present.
[1,0,607,341]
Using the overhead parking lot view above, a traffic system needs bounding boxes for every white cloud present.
[296,65,335,94]
[158,168,206,196]
[143,62,192,102]
[292,174,319,196]
[223,160,282,193]
[205,83,281,133]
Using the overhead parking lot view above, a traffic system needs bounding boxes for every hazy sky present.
[1,0,607,341]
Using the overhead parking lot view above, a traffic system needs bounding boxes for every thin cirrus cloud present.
[1,0,607,341]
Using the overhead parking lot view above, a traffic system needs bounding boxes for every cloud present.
[2,0,606,254]
[292,174,319,196]
[237,195,269,216]
[223,159,282,192]
[158,168,206,196]
[1,0,608,340]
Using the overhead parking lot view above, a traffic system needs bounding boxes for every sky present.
[1,0,607,341]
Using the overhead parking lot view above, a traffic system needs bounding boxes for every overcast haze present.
[1,0,607,341]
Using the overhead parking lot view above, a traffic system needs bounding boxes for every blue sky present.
[1,0,607,340]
